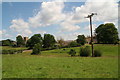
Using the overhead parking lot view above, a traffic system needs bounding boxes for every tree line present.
[1,23,119,48]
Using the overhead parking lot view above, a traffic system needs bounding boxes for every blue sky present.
[3,2,41,28]
[1,1,119,40]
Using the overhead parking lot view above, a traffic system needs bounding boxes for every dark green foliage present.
[94,50,102,57]
[31,43,41,55]
[68,49,76,56]
[16,35,25,47]
[43,34,56,48]
[95,23,119,44]
[76,35,86,45]
[1,39,16,46]
[80,46,90,57]
[69,41,80,47]
[63,49,66,51]
[26,34,42,49]
[8,50,15,54]
[2,50,9,54]
[2,50,23,54]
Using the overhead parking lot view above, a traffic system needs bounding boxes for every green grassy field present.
[2,44,118,78]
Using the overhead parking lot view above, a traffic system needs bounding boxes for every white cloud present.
[0,29,6,36]
[28,1,81,32]
[36,30,47,34]
[9,19,32,36]
[84,24,97,31]
[60,0,118,32]
[72,0,118,23]
[23,29,32,36]
[60,21,80,32]
[10,19,29,29]
[29,2,65,27]
[4,34,13,38]
[0,29,14,39]
[86,0,118,2]
[59,12,81,32]
[57,32,81,40]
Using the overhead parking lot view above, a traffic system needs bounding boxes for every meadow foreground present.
[2,44,118,78]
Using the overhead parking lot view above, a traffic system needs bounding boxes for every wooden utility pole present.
[85,13,97,57]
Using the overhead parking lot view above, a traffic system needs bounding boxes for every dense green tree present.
[43,34,56,48]
[26,34,42,49]
[76,35,86,45]
[1,39,16,46]
[16,35,25,47]
[95,23,119,44]
[31,43,41,55]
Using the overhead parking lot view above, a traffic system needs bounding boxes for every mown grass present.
[2,44,118,78]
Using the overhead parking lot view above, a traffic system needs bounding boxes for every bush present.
[2,49,24,54]
[69,41,80,47]
[94,50,102,57]
[2,50,15,54]
[80,46,90,57]
[63,49,66,51]
[31,43,41,55]
[68,49,76,57]
[8,50,14,54]
[2,50,9,54]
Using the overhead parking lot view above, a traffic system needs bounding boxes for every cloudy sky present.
[1,0,119,40]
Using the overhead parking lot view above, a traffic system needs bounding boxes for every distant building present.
[86,37,97,44]
[64,40,73,46]
[24,37,29,43]
[86,37,91,44]
[57,39,73,47]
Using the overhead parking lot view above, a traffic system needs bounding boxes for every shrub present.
[69,41,80,47]
[2,50,8,54]
[94,50,102,57]
[31,43,41,55]
[2,50,15,54]
[63,49,66,51]
[68,49,76,57]
[8,50,14,54]
[2,49,24,54]
[80,46,90,57]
